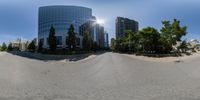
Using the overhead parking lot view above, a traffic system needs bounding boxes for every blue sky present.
[0,0,200,44]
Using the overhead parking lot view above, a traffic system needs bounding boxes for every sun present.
[96,19,105,25]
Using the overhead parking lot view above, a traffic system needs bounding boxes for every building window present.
[46,38,49,45]
[56,36,62,45]
[40,38,44,45]
[76,37,80,46]
[66,36,68,46]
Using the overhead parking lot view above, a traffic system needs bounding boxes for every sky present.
[0,0,200,44]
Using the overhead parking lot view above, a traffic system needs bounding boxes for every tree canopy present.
[139,27,161,53]
[7,43,13,51]
[160,19,187,53]
[28,40,36,52]
[115,19,188,54]
[0,42,7,51]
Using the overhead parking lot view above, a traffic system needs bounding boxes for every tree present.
[126,30,140,52]
[139,27,161,53]
[28,40,36,52]
[67,24,76,51]
[110,38,116,50]
[160,19,187,53]
[82,32,92,51]
[48,26,57,51]
[1,42,7,51]
[178,40,188,53]
[112,19,188,54]
[7,43,13,51]
[115,30,140,52]
[115,37,128,52]
[171,19,187,41]
[38,40,43,52]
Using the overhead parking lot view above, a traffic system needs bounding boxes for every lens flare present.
[96,19,105,25]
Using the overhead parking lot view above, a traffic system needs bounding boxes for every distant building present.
[104,32,109,48]
[98,26,105,48]
[189,39,199,46]
[11,38,29,51]
[188,39,200,51]
[116,17,139,39]
[79,16,105,48]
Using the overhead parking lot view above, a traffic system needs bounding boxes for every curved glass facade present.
[38,6,92,48]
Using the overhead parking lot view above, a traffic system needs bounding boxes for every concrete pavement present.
[0,52,200,100]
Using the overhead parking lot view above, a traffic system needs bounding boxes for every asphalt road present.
[0,52,200,100]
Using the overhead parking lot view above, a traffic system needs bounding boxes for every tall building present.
[104,32,109,48]
[98,26,105,48]
[116,17,139,39]
[79,16,105,48]
[38,6,92,49]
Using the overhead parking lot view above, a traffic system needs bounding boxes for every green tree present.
[82,32,93,51]
[110,38,116,50]
[171,19,187,41]
[112,19,188,54]
[160,19,187,53]
[67,24,76,51]
[7,43,13,51]
[126,30,140,52]
[1,42,7,51]
[178,40,188,53]
[139,27,161,53]
[115,37,128,52]
[28,40,36,52]
[48,26,57,51]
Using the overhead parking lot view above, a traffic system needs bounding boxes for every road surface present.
[0,52,200,100]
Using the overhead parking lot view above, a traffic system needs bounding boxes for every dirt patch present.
[124,52,200,63]
[0,52,7,56]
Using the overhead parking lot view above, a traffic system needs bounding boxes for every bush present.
[7,43,13,51]
[28,40,36,52]
[0,42,7,51]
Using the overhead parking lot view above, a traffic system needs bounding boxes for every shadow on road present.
[8,51,106,62]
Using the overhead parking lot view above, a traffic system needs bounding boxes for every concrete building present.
[116,17,139,39]
[38,6,92,49]
[79,16,105,48]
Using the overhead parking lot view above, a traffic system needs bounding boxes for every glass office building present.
[38,6,92,48]
[79,16,106,49]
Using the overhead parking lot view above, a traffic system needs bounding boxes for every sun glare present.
[96,19,105,25]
